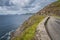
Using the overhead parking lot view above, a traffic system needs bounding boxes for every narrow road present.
[46,17,60,40]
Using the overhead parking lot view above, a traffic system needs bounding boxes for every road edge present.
[34,16,51,40]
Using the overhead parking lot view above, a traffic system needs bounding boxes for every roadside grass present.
[54,16,60,19]
[52,14,60,18]
[11,15,45,40]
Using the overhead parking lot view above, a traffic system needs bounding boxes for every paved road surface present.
[46,17,60,40]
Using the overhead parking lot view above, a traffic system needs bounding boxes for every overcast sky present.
[0,0,56,15]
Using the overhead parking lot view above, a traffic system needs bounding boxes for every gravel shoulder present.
[34,16,51,40]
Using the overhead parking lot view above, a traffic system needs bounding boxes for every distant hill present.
[21,13,35,15]
[37,1,60,16]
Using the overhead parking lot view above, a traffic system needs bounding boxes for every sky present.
[0,0,56,15]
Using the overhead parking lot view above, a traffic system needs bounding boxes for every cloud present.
[10,0,29,6]
[0,0,56,14]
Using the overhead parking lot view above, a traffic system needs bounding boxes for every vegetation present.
[11,14,45,40]
[58,0,60,1]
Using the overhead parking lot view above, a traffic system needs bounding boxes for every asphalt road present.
[46,17,60,40]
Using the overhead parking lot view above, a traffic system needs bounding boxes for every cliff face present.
[37,1,60,16]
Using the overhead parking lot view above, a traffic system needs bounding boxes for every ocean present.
[0,15,31,40]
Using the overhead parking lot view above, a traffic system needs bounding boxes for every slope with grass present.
[11,14,46,40]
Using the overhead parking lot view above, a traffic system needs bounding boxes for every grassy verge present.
[54,16,60,19]
[11,15,46,40]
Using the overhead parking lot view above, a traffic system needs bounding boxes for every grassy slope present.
[58,0,60,1]
[11,14,46,40]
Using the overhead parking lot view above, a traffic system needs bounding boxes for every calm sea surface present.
[0,15,31,40]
